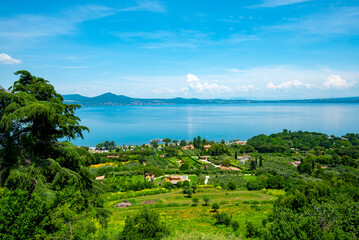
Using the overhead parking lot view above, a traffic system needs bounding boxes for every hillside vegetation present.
[1,71,359,239]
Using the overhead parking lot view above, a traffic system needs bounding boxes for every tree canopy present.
[0,71,108,239]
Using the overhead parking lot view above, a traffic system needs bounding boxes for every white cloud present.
[185,73,232,94]
[323,75,356,89]
[251,0,310,8]
[267,80,314,90]
[237,85,254,92]
[0,53,22,64]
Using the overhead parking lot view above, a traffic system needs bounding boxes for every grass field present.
[100,187,277,238]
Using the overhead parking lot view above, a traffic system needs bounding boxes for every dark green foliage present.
[0,71,108,238]
[182,180,190,187]
[182,187,192,198]
[179,140,187,147]
[246,221,260,238]
[231,220,240,231]
[250,159,257,171]
[119,207,169,240]
[213,212,232,226]
[259,156,263,167]
[144,166,163,177]
[96,140,116,150]
[191,183,197,193]
[192,198,199,206]
[211,203,220,212]
[151,140,159,149]
[228,180,237,190]
[203,196,210,206]
[162,182,175,190]
[179,162,190,171]
[163,138,171,146]
[208,143,229,156]
[0,189,49,239]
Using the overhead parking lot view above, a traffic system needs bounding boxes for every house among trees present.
[237,154,250,164]
[182,145,195,150]
[145,173,155,181]
[95,176,105,181]
[289,161,301,167]
[235,140,247,145]
[203,144,212,150]
[166,175,189,184]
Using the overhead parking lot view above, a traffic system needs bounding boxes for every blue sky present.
[1,0,359,99]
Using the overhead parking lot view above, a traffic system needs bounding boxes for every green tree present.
[179,162,190,171]
[119,207,169,240]
[223,158,231,167]
[151,140,159,149]
[192,198,199,206]
[179,140,187,147]
[203,196,210,206]
[144,166,163,177]
[259,155,263,167]
[250,159,257,171]
[163,138,171,146]
[0,71,109,238]
[191,183,197,193]
[211,203,220,212]
[183,187,192,198]
[228,180,237,190]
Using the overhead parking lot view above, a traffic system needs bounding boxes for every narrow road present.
[205,176,210,185]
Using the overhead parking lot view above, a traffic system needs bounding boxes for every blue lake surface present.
[71,103,359,146]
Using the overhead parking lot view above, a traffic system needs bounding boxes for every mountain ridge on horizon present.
[62,92,359,106]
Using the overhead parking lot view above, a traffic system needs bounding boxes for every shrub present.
[183,187,192,198]
[228,180,237,190]
[203,196,210,206]
[192,198,199,206]
[211,203,220,212]
[119,207,169,240]
[231,220,240,231]
[213,212,232,226]
[162,182,175,190]
[246,221,260,238]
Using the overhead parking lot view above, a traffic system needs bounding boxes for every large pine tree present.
[0,71,109,239]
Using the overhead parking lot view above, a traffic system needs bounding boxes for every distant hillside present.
[63,93,359,106]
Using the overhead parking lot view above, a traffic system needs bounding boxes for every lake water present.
[71,103,359,147]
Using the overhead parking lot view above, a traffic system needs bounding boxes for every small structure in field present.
[166,175,189,184]
[203,144,212,150]
[220,166,241,171]
[289,161,301,167]
[95,176,105,181]
[145,173,155,181]
[183,145,195,150]
[235,141,247,145]
[238,154,250,164]
[114,201,132,208]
